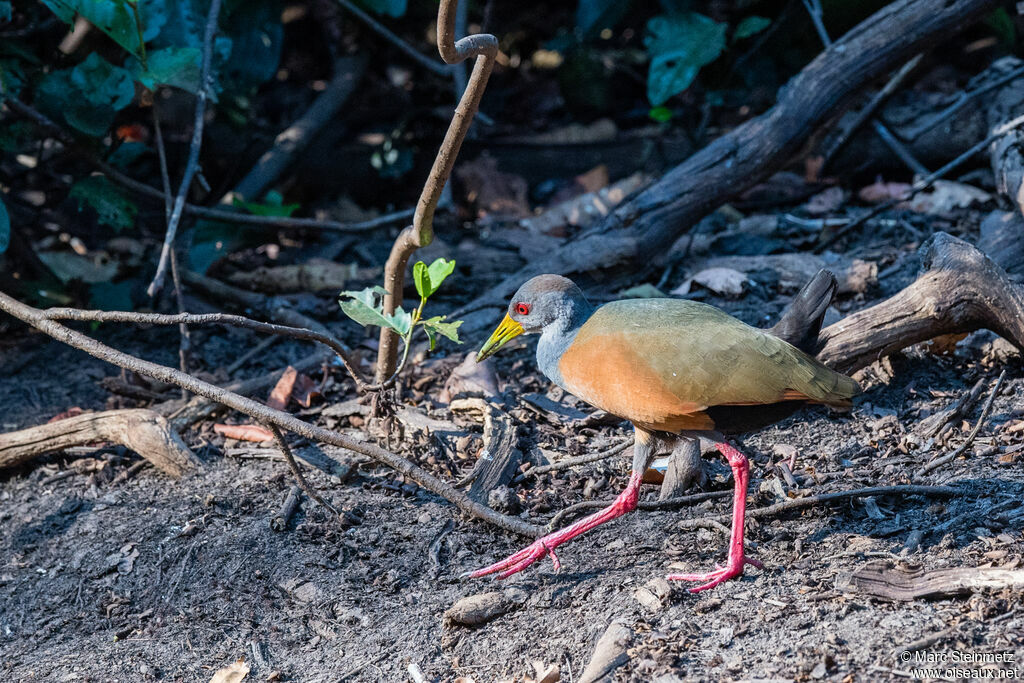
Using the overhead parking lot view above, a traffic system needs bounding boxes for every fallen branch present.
[915,370,1006,479]
[816,233,1024,375]
[0,291,543,538]
[675,485,960,531]
[549,490,730,530]
[837,560,1024,601]
[269,424,339,517]
[0,409,201,477]
[464,0,1001,308]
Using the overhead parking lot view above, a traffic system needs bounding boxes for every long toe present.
[468,539,558,579]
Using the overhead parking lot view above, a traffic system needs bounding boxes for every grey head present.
[475,274,594,363]
[507,274,593,334]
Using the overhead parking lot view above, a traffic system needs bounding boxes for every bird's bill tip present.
[475,314,524,362]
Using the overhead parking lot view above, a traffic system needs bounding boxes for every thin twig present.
[518,438,634,480]
[549,490,730,529]
[906,62,1024,141]
[915,370,1006,478]
[675,485,961,530]
[147,0,222,297]
[37,307,377,391]
[2,96,415,233]
[0,290,544,538]
[817,113,1024,251]
[336,0,453,77]
[269,424,339,517]
[169,250,191,399]
[801,0,831,48]
[802,0,927,176]
[822,54,924,167]
[225,335,281,374]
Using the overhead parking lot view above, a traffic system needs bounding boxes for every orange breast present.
[557,332,715,432]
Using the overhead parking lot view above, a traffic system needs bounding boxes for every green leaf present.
[218,0,282,92]
[232,190,299,217]
[36,54,135,136]
[421,316,463,346]
[0,196,9,255]
[648,106,673,123]
[0,2,11,22]
[734,15,771,40]
[69,175,138,232]
[644,12,726,106]
[130,46,202,92]
[412,261,430,300]
[40,0,142,54]
[339,286,411,335]
[412,257,456,300]
[89,280,134,310]
[423,324,437,351]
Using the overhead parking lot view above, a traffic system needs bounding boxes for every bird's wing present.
[557,300,857,430]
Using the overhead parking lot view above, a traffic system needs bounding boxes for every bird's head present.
[476,274,590,362]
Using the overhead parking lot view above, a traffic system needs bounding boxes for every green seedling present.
[339,258,463,378]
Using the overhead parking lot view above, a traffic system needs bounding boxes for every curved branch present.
[376,0,498,382]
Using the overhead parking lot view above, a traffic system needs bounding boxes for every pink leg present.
[667,440,763,592]
[467,471,644,579]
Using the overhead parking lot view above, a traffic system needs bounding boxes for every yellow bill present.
[476,314,524,362]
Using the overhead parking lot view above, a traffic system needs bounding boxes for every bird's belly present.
[557,354,714,432]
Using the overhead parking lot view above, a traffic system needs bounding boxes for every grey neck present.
[535,301,593,389]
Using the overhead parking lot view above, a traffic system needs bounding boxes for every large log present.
[469,0,1001,307]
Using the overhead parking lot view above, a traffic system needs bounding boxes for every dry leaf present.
[858,179,911,203]
[455,155,530,218]
[209,658,250,683]
[291,373,322,408]
[672,267,749,297]
[804,186,845,215]
[213,424,274,443]
[267,366,298,410]
[48,407,84,423]
[905,180,991,215]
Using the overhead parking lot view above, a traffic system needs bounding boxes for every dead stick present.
[376,0,498,381]
[519,439,634,479]
[0,291,543,538]
[676,484,961,530]
[915,370,1006,478]
[269,425,338,517]
[270,485,303,531]
[0,409,200,477]
[549,490,730,529]
[148,0,222,296]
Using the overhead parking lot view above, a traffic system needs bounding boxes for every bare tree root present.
[0,291,543,538]
[462,0,1002,309]
[817,233,1024,375]
[376,0,498,381]
[0,409,201,477]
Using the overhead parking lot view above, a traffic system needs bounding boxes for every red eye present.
[515,302,531,316]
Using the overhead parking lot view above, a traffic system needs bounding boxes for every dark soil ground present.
[2,233,1023,682]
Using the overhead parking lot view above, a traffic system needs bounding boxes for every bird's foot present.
[465,537,562,580]
[666,556,763,593]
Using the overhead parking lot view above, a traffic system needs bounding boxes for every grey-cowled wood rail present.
[471,272,859,591]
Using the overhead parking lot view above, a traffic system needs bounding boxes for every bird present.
[470,271,859,591]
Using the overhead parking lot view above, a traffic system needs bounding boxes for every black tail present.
[768,269,836,354]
